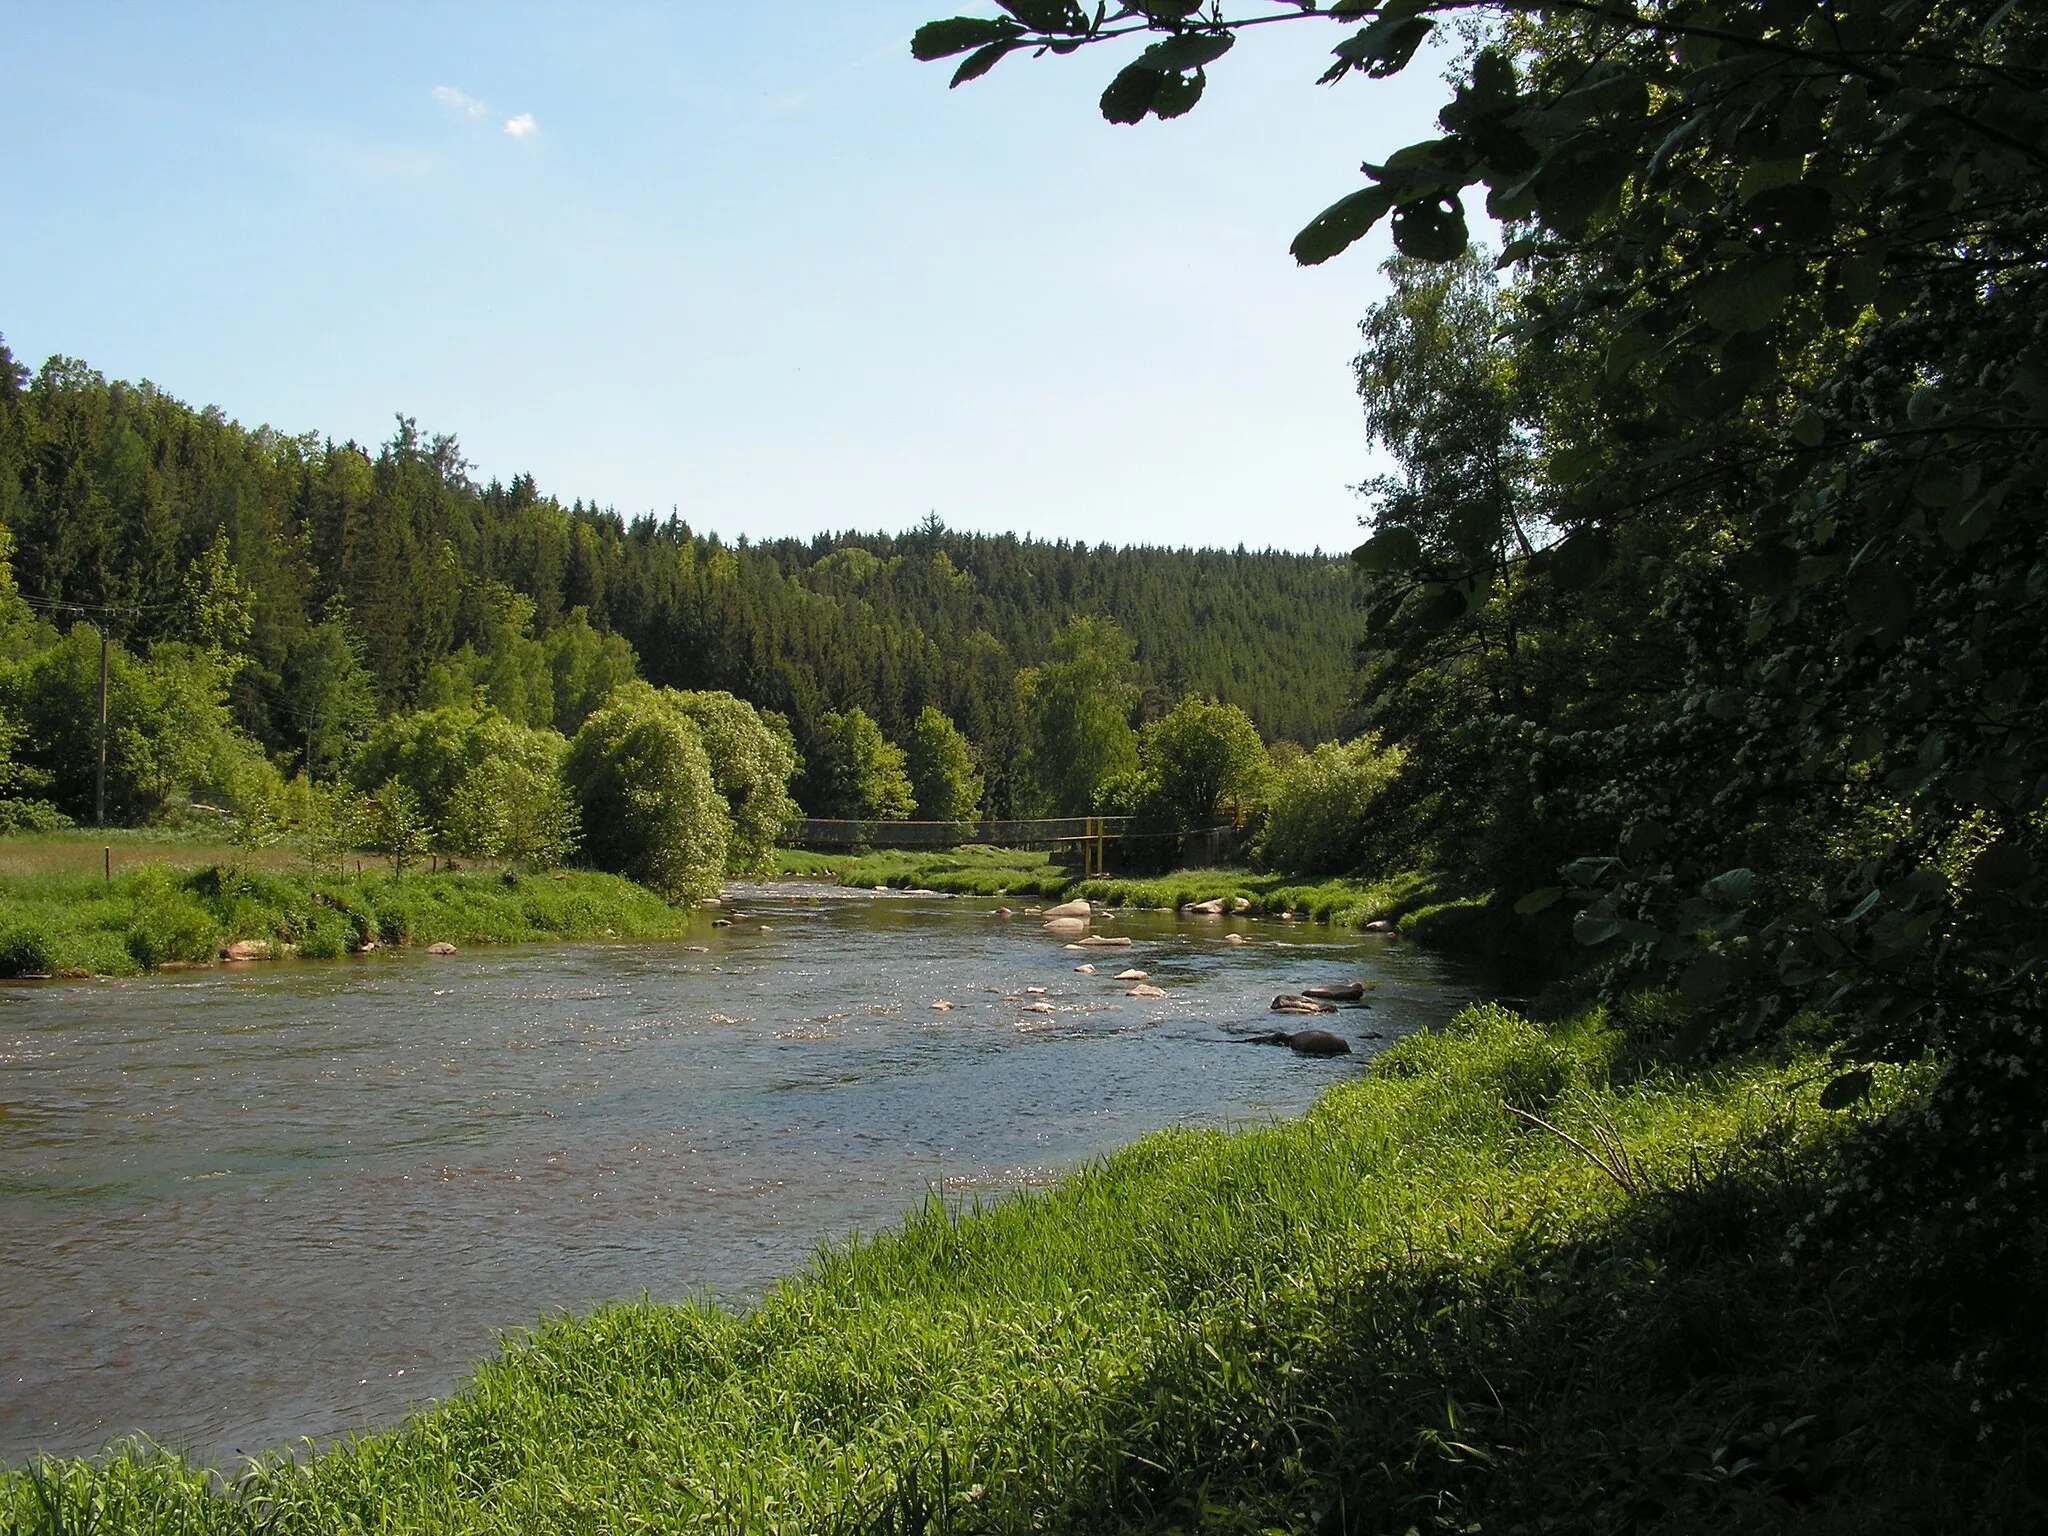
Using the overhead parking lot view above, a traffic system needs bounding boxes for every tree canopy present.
[0,342,1362,821]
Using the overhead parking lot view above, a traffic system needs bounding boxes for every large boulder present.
[1042,898,1092,920]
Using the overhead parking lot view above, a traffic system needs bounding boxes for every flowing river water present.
[0,885,1473,1466]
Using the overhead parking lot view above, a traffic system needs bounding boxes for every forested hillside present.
[0,344,1357,818]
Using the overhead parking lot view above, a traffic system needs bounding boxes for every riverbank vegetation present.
[9,1002,2034,1531]
[775,845,1450,933]
[0,857,694,978]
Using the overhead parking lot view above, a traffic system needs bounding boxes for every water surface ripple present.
[0,888,1468,1464]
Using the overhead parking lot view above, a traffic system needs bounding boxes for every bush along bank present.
[0,862,696,977]
[7,1002,2038,1532]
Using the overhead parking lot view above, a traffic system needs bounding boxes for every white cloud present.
[431,85,487,119]
[503,112,538,139]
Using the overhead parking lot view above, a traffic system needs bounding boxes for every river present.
[0,885,1471,1466]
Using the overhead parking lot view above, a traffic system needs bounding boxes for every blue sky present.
[0,4,1450,553]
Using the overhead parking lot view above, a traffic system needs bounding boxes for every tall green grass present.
[10,1005,2025,1532]
[0,861,694,977]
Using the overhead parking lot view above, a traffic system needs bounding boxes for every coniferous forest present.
[0,342,1358,827]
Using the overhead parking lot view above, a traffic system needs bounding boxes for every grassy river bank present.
[0,833,695,977]
[6,997,2033,1532]
[774,846,1485,943]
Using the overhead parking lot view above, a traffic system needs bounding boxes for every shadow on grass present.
[855,1126,2048,1535]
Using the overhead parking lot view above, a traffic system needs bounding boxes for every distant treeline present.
[0,344,1359,816]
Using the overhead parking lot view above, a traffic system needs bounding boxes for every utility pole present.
[95,628,108,828]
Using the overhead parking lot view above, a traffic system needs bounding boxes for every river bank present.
[773,846,1485,941]
[0,848,695,977]
[8,999,2025,1531]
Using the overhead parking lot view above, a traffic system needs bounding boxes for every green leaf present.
[1939,496,1996,549]
[997,0,1088,31]
[1738,158,1804,201]
[1604,330,1660,381]
[912,17,1022,61]
[1690,256,1801,334]
[1138,31,1234,73]
[1573,910,1624,946]
[1817,1067,1874,1110]
[1565,855,1616,886]
[1391,195,1468,260]
[1100,64,1164,124]
[1538,527,1613,592]
[1148,69,1206,119]
[1703,867,1757,903]
[1155,69,1196,118]
[952,40,1020,87]
[1353,524,1424,573]
[1323,15,1435,82]
[1533,147,1634,235]
[1495,235,1540,268]
[1514,886,1566,916]
[1291,185,1397,265]
[1555,60,1647,119]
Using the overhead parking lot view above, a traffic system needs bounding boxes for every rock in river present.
[1301,981,1368,1002]
[1041,898,1092,920]
[1043,916,1089,936]
[1246,1027,1352,1056]
[1126,983,1167,998]
[1271,993,1338,1015]
[426,941,458,956]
